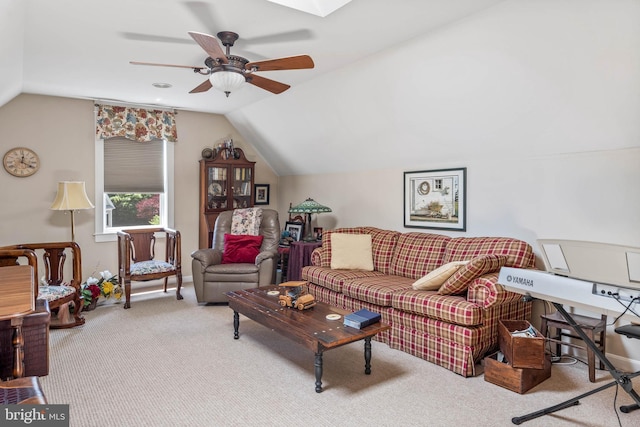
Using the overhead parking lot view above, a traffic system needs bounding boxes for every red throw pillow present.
[222,234,264,264]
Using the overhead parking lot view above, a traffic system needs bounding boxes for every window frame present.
[94,138,175,242]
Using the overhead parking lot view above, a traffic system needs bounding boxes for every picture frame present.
[404,168,466,231]
[254,184,270,205]
[285,221,304,242]
[313,227,323,241]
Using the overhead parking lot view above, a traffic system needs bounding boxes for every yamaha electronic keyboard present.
[497,239,640,424]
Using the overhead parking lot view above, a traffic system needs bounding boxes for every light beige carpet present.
[40,283,638,427]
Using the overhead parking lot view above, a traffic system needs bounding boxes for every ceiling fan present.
[130,31,314,97]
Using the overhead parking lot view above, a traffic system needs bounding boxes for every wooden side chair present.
[540,310,607,382]
[0,242,84,329]
[117,227,183,309]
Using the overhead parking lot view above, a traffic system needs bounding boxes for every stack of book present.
[343,309,381,329]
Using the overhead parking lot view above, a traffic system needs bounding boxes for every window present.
[94,137,175,242]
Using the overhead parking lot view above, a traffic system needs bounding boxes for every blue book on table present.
[343,309,381,329]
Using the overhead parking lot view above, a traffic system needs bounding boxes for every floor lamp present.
[288,198,332,242]
[50,181,94,242]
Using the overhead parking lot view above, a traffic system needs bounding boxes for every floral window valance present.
[95,104,178,142]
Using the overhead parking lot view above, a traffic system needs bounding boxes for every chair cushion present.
[130,260,176,275]
[37,285,76,302]
[222,234,264,264]
[231,208,263,235]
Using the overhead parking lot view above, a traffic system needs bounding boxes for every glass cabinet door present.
[232,166,252,209]
[207,166,227,210]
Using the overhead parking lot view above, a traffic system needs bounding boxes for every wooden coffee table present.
[227,286,390,393]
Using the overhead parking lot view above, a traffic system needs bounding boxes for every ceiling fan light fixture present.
[209,71,246,97]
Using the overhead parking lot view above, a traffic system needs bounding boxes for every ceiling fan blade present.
[189,79,213,94]
[188,31,228,64]
[130,61,205,71]
[247,74,290,94]
[245,55,314,72]
[120,32,193,45]
[241,29,314,46]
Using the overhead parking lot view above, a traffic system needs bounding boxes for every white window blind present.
[104,137,164,193]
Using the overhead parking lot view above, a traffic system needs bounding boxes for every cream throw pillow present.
[411,261,469,291]
[330,233,374,271]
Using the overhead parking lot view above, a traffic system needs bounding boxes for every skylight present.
[266,0,352,17]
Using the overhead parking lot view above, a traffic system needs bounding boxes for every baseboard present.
[606,353,640,373]
[559,346,640,373]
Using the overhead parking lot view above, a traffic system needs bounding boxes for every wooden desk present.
[287,241,322,281]
[0,265,35,379]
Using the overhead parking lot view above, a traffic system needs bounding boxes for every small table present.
[227,286,390,392]
[287,241,322,281]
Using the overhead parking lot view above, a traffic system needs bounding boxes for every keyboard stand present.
[512,302,640,425]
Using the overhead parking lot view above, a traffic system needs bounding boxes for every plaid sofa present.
[302,227,535,377]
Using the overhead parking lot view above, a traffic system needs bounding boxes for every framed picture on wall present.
[403,167,466,231]
[254,184,270,205]
[285,221,304,242]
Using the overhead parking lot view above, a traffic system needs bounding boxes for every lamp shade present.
[50,181,94,211]
[209,71,246,97]
[288,198,332,214]
[289,198,331,242]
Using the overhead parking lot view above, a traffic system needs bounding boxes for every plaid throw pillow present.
[437,254,509,295]
[412,261,469,291]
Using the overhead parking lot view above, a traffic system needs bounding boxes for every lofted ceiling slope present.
[9,1,633,178]
[0,0,509,175]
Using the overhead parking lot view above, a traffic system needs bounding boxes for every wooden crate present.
[498,319,546,369]
[484,352,551,394]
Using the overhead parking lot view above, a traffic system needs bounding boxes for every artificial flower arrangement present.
[81,270,122,307]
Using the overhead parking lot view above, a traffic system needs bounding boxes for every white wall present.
[230,0,640,176]
[275,0,640,369]
[0,94,279,280]
[0,0,24,106]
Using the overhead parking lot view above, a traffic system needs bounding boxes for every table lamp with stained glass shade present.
[288,198,332,242]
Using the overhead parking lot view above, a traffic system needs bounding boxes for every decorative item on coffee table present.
[278,281,316,310]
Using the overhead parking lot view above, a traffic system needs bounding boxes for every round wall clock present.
[3,147,40,177]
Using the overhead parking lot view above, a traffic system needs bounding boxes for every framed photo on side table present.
[285,221,304,242]
[254,184,270,205]
[313,227,323,241]
[404,168,466,231]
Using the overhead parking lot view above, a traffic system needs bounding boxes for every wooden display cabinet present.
[199,148,255,248]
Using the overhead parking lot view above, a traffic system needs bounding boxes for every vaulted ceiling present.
[8,1,629,177]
